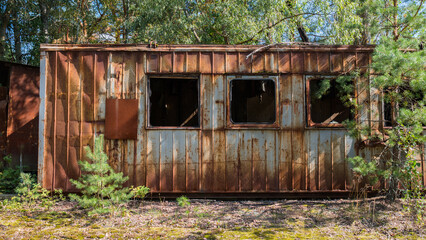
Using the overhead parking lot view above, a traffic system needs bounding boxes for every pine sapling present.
[70,134,132,215]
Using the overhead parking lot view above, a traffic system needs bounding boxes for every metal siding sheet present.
[319,130,332,190]
[226,53,238,73]
[265,52,277,73]
[240,132,253,191]
[307,130,319,191]
[291,52,303,73]
[252,131,266,191]
[357,76,370,129]
[331,53,343,72]
[38,52,47,185]
[332,131,345,190]
[95,52,108,123]
[213,75,225,129]
[136,54,146,187]
[147,131,160,191]
[160,130,173,191]
[55,52,69,190]
[345,134,356,190]
[292,131,305,190]
[161,52,173,73]
[279,52,290,73]
[186,131,199,191]
[200,52,212,73]
[318,52,330,72]
[265,131,277,191]
[225,131,239,191]
[213,52,225,73]
[202,75,213,130]
[291,74,304,129]
[252,53,264,73]
[201,130,213,191]
[280,74,292,128]
[304,52,318,73]
[173,131,186,191]
[238,52,251,73]
[213,130,226,191]
[344,53,356,72]
[174,52,185,73]
[187,52,198,72]
[147,53,159,73]
[279,130,292,190]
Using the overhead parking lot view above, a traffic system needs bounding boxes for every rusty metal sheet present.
[307,130,319,190]
[146,131,160,191]
[213,130,226,192]
[174,52,185,73]
[225,131,239,191]
[226,52,238,73]
[240,132,253,191]
[201,130,214,192]
[147,53,159,73]
[186,130,199,192]
[318,52,330,72]
[344,53,356,72]
[291,52,304,73]
[160,130,173,191]
[187,52,198,72]
[200,52,212,73]
[252,53,265,73]
[173,131,186,192]
[213,52,225,73]
[332,131,345,190]
[291,74,304,129]
[304,52,318,72]
[319,130,332,190]
[238,52,251,73]
[279,52,290,73]
[331,53,343,72]
[252,131,266,191]
[292,131,305,190]
[161,52,173,73]
[7,64,40,136]
[265,52,277,73]
[105,98,138,139]
[279,130,292,190]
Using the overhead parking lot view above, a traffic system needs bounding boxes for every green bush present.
[177,195,190,207]
[69,135,133,216]
[0,155,20,194]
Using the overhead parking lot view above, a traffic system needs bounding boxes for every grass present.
[0,198,424,239]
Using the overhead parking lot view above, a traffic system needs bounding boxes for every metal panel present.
[105,99,138,139]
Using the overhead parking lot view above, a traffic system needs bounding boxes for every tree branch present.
[397,0,424,38]
[237,12,318,44]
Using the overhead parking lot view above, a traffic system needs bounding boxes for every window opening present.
[308,78,352,125]
[149,78,199,127]
[230,79,276,124]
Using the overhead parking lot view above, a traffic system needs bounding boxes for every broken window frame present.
[226,75,279,128]
[306,75,355,128]
[146,75,201,129]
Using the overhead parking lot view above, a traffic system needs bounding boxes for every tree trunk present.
[12,7,21,63]
[39,0,49,43]
[0,0,12,59]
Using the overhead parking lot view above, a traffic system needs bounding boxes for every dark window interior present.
[309,78,352,124]
[230,79,276,124]
[149,78,199,127]
[0,64,10,87]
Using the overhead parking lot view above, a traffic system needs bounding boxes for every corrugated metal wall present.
[38,45,425,194]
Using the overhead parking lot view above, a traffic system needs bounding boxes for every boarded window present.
[230,79,276,124]
[307,77,352,126]
[149,77,199,127]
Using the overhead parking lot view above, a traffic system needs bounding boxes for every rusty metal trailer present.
[0,61,39,173]
[38,44,426,196]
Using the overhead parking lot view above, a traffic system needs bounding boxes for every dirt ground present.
[0,197,425,239]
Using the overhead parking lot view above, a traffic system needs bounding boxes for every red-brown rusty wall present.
[0,62,39,172]
[38,44,426,194]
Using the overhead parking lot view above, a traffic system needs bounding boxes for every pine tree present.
[70,134,132,215]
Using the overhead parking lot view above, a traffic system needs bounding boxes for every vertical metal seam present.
[66,52,70,191]
[79,54,83,172]
[38,51,47,185]
[52,51,58,191]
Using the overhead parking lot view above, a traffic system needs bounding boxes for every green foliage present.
[1,172,63,212]
[130,185,150,200]
[0,155,20,194]
[176,195,190,208]
[69,135,132,216]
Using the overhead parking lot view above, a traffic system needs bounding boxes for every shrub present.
[0,155,20,194]
[177,195,190,207]
[69,135,133,216]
